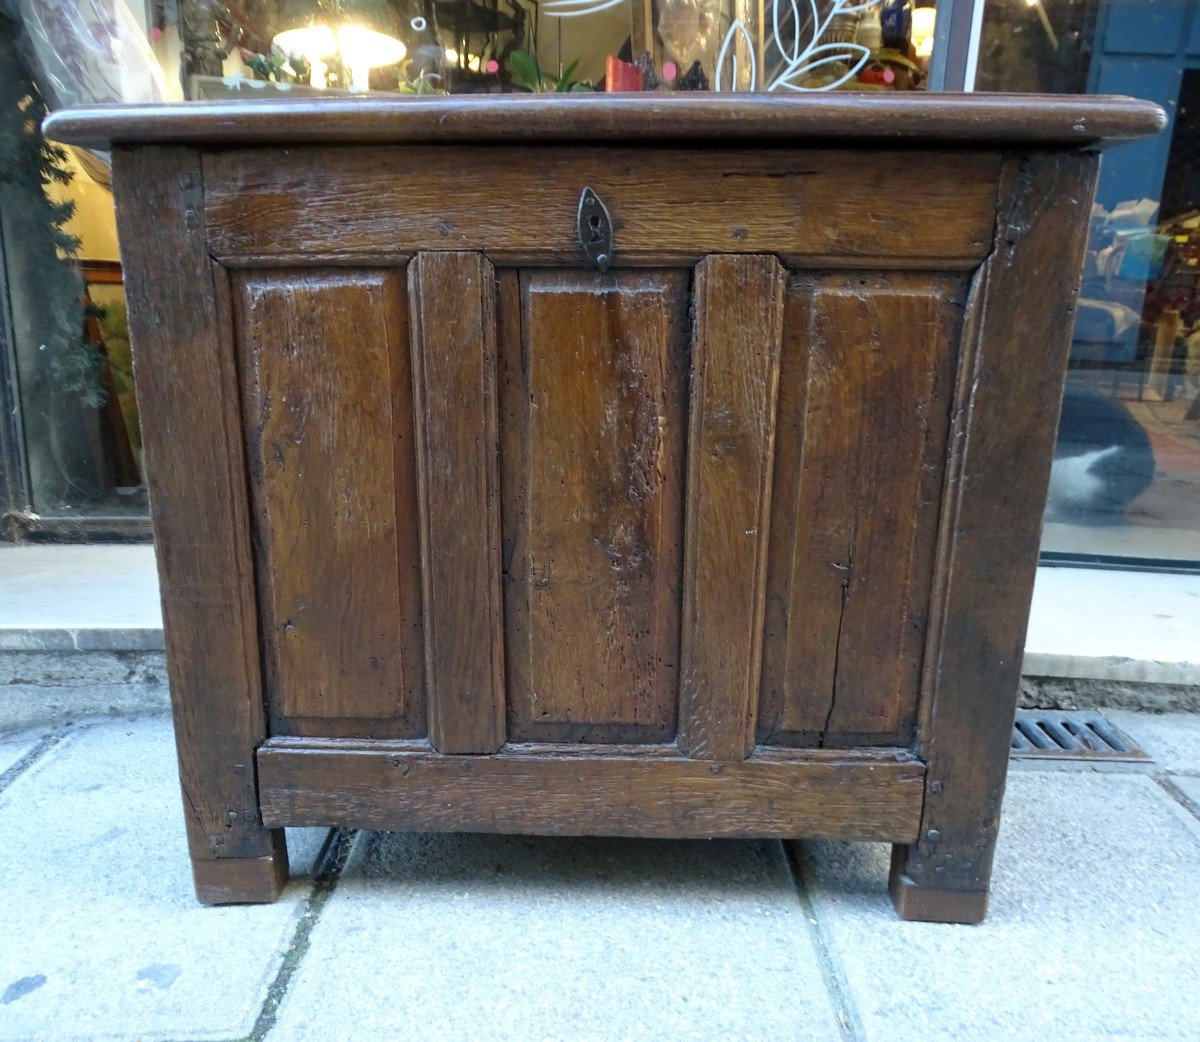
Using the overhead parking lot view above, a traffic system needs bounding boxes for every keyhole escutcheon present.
[576,187,615,272]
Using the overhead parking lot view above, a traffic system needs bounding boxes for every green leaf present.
[554,57,581,92]
[509,50,542,90]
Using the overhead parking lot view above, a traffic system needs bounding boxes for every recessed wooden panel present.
[500,270,688,743]
[759,273,963,747]
[235,270,424,738]
[202,146,1001,267]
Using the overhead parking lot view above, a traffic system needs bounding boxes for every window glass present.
[980,0,1200,568]
[3,0,943,531]
[0,14,147,520]
[184,0,938,97]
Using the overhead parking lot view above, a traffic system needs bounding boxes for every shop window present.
[980,0,1200,570]
[8,0,1196,566]
[2,0,946,541]
[0,16,150,535]
[976,0,1096,94]
[184,0,938,97]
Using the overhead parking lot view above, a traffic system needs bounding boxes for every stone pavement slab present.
[1105,708,1200,771]
[272,831,844,1042]
[0,729,46,777]
[1166,774,1200,814]
[1024,568,1200,685]
[798,771,1200,1042]
[0,717,328,1042]
[0,546,162,652]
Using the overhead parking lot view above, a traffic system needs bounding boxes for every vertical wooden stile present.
[113,146,286,902]
[888,153,1101,922]
[678,255,785,761]
[410,252,506,754]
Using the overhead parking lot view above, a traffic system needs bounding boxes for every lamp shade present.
[273,0,407,89]
[911,5,936,60]
[276,0,402,35]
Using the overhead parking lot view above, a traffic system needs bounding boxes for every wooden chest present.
[46,94,1163,922]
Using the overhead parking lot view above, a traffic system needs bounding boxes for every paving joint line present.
[163,827,357,1042]
[1008,758,1155,775]
[782,840,867,1042]
[247,827,356,1042]
[1154,773,1200,823]
[0,728,68,794]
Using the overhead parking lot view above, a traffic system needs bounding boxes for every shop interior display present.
[179,0,935,97]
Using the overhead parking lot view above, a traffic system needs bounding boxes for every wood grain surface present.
[888,152,1101,922]
[233,270,425,738]
[112,146,286,900]
[201,147,1001,267]
[44,93,1166,152]
[678,256,785,762]
[500,270,688,743]
[257,739,926,842]
[410,252,506,754]
[759,273,963,747]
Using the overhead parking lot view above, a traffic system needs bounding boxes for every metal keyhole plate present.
[577,187,614,272]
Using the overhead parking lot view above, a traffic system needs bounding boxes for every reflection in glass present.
[180,0,935,97]
[0,21,145,519]
[981,0,1200,567]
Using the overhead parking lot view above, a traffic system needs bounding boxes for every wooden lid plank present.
[44,93,1166,152]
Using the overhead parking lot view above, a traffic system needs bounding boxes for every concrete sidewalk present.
[1,710,1199,1042]
[5,546,1199,732]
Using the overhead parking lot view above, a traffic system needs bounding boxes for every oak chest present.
[46,94,1163,922]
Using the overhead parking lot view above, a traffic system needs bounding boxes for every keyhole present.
[577,187,613,272]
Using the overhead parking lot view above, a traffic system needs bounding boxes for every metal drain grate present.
[1010,710,1152,762]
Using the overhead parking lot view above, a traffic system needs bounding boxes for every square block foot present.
[192,854,288,905]
[888,870,989,924]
